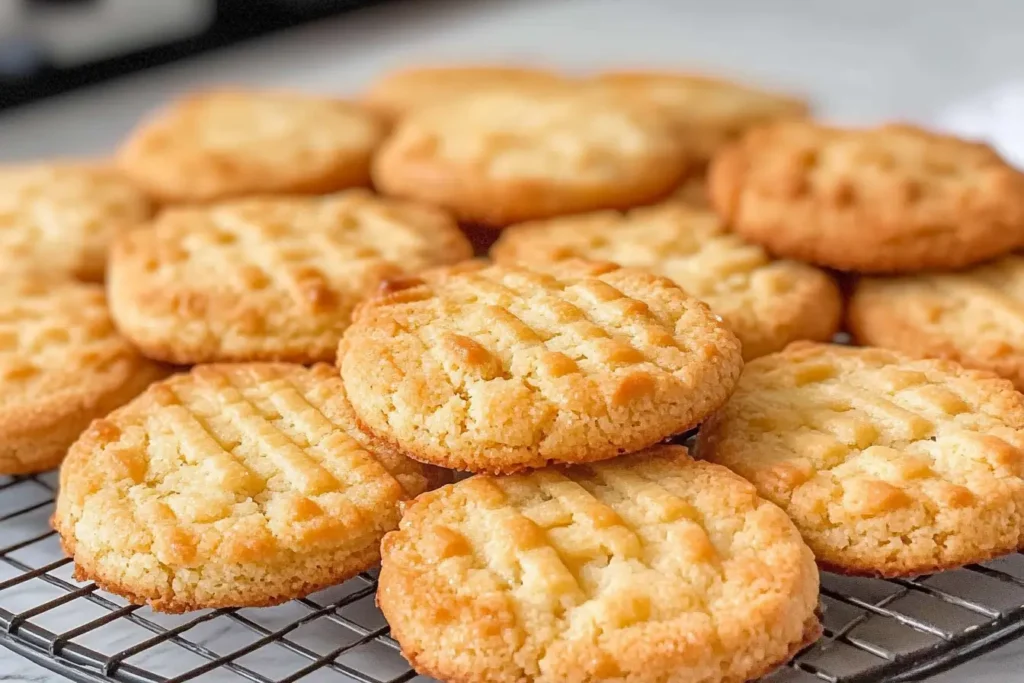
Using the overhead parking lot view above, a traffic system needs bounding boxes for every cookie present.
[108,190,472,364]
[709,122,1024,273]
[492,201,841,360]
[593,70,808,164]
[0,278,164,475]
[53,363,448,613]
[0,163,153,282]
[378,445,821,683]
[364,64,567,120]
[117,90,387,203]
[849,254,1024,389]
[371,89,690,226]
[339,260,742,473]
[698,342,1024,577]
[671,174,710,207]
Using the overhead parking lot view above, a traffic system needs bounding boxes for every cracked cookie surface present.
[53,363,446,613]
[338,260,742,473]
[378,445,821,683]
[492,201,841,360]
[709,122,1024,273]
[698,342,1024,576]
[108,190,472,364]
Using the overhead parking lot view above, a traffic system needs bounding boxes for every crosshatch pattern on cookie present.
[108,191,472,363]
[372,89,691,225]
[850,253,1024,389]
[378,447,820,683]
[492,201,841,359]
[0,280,128,398]
[710,122,1024,272]
[341,261,742,472]
[54,364,438,612]
[0,278,162,474]
[0,164,153,281]
[699,343,1024,576]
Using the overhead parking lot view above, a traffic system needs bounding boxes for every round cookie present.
[0,278,164,475]
[492,201,841,360]
[709,121,1024,273]
[378,445,821,683]
[338,260,743,473]
[371,89,690,226]
[364,64,567,121]
[849,254,1024,390]
[0,163,153,282]
[108,190,473,364]
[53,363,448,613]
[698,342,1024,577]
[593,70,808,164]
[117,90,387,203]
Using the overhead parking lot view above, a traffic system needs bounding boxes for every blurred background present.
[1,0,1023,163]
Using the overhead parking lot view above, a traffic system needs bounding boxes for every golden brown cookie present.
[53,363,448,613]
[671,174,711,207]
[364,64,568,120]
[107,190,472,364]
[339,260,743,473]
[0,278,164,475]
[848,254,1024,389]
[698,342,1024,577]
[593,70,808,164]
[709,121,1024,273]
[492,201,841,360]
[371,89,690,226]
[378,445,821,683]
[117,90,386,203]
[0,163,153,282]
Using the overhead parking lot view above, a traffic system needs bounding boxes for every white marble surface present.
[3,0,1024,680]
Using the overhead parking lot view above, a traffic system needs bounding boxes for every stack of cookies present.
[0,62,1021,683]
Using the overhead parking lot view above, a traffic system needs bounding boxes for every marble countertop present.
[3,0,1024,680]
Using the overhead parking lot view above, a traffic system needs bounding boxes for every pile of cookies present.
[1,63,1023,683]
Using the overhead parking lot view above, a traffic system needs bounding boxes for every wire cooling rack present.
[3,472,1024,683]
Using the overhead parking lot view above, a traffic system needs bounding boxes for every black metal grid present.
[2,472,1024,683]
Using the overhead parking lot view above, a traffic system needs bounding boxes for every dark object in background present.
[0,0,398,111]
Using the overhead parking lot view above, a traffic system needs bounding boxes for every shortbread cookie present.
[492,202,841,359]
[378,445,821,683]
[53,363,447,613]
[372,89,690,226]
[118,90,387,203]
[364,65,567,120]
[698,342,1024,576]
[594,70,808,163]
[710,122,1024,273]
[108,191,472,364]
[339,260,742,473]
[0,278,164,475]
[0,163,153,282]
[849,254,1024,389]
